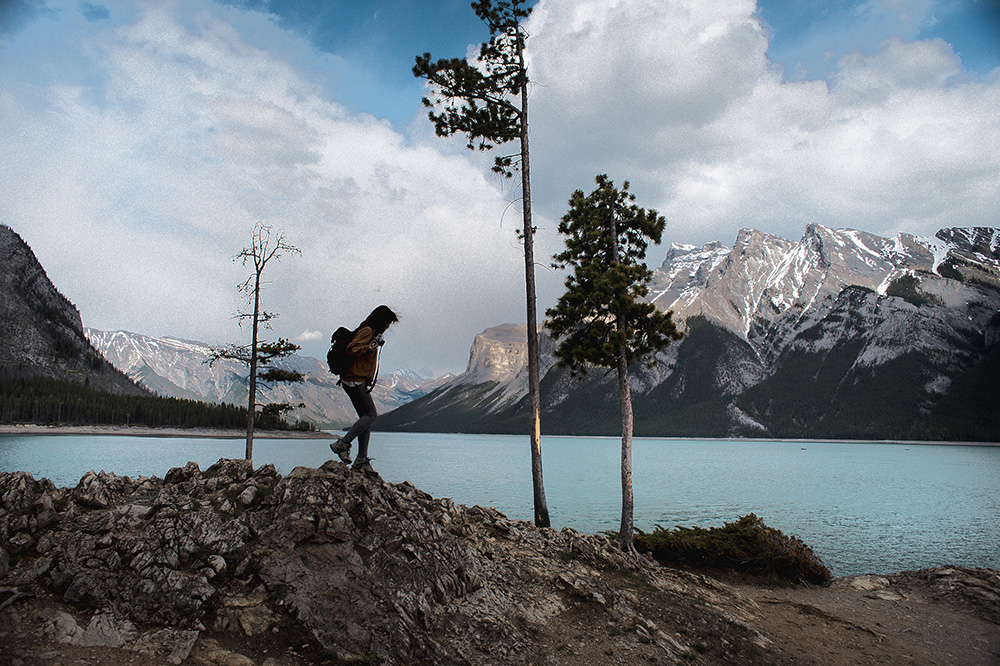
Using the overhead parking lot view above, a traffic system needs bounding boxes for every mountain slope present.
[86,329,443,429]
[380,225,1000,440]
[0,225,144,396]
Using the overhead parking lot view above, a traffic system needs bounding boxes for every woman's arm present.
[347,327,375,356]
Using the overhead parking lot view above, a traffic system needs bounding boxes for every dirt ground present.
[3,567,997,666]
[735,576,1000,665]
[507,566,1000,666]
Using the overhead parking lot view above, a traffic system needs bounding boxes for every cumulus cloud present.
[294,330,324,343]
[0,0,528,375]
[526,0,1000,252]
[2,0,997,376]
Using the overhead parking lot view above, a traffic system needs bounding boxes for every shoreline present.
[0,424,331,439]
[385,431,1000,447]
[1,424,996,445]
[657,435,1000,447]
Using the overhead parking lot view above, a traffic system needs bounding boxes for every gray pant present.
[343,383,377,460]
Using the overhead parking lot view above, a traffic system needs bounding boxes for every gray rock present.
[41,610,85,645]
[195,638,255,666]
[80,612,135,648]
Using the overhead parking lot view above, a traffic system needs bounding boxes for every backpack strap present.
[366,345,381,394]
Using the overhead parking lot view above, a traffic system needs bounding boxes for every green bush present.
[635,513,832,585]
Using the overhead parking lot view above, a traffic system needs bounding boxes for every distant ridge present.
[380,225,1000,441]
[86,328,449,429]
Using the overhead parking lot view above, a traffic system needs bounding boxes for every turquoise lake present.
[1,431,997,577]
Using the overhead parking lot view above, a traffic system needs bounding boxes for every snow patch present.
[727,404,766,432]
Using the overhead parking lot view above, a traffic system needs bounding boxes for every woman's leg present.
[343,383,378,460]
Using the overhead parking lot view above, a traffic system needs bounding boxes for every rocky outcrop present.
[1,460,778,665]
[459,323,529,385]
[2,461,998,665]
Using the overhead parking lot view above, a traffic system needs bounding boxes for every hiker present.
[330,305,399,474]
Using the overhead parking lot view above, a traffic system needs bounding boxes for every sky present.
[1,0,998,378]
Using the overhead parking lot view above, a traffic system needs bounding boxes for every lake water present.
[1,431,997,578]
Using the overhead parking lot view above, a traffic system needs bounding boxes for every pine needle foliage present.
[547,175,682,553]
[413,0,551,528]
[547,175,682,374]
[412,0,531,177]
[209,223,301,461]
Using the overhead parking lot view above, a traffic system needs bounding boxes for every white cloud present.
[0,0,528,375]
[525,0,1000,255]
[294,330,324,343]
[2,0,997,376]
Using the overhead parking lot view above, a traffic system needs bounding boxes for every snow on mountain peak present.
[86,329,445,427]
[651,224,999,343]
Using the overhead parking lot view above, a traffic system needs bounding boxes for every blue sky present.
[1,0,998,376]
[759,0,1000,78]
[221,0,493,126]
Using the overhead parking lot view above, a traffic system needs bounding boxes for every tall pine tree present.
[547,175,682,553]
[413,0,550,527]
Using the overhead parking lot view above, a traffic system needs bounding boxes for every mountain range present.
[6,220,998,440]
[379,224,1000,441]
[85,328,449,429]
[0,223,442,429]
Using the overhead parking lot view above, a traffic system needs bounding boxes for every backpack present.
[326,327,355,376]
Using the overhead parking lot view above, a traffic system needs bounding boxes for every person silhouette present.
[329,305,399,474]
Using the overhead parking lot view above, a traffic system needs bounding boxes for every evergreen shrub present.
[635,513,832,585]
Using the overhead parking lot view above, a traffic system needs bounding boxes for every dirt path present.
[735,569,1000,665]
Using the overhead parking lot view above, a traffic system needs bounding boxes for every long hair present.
[360,305,399,334]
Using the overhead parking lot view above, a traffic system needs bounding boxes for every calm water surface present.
[1,431,997,577]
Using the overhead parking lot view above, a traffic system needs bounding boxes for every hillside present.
[379,225,1000,440]
[2,461,997,665]
[0,225,273,430]
[0,225,145,396]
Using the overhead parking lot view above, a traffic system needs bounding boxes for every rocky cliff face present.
[380,225,1000,440]
[374,323,561,432]
[649,224,983,342]
[460,323,529,385]
[0,225,144,395]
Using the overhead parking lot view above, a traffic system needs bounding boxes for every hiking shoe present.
[330,437,352,464]
[352,456,376,475]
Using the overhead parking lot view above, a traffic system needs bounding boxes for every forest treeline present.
[0,374,298,431]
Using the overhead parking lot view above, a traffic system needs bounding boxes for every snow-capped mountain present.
[86,329,443,429]
[650,224,966,338]
[380,225,1000,440]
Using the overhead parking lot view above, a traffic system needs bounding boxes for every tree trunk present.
[615,347,636,552]
[517,31,549,528]
[606,200,635,552]
[246,272,260,462]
